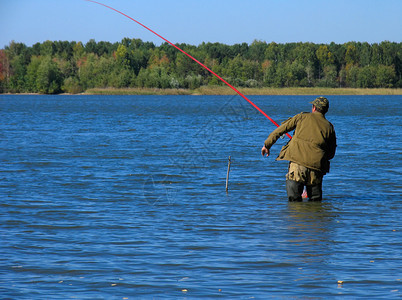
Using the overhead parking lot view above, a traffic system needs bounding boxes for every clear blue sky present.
[1,0,401,49]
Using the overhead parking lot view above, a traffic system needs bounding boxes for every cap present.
[310,96,329,112]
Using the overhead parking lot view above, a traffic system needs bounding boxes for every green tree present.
[0,49,10,92]
[357,65,375,88]
[376,65,396,88]
[272,62,290,87]
[316,45,335,79]
[328,42,346,68]
[247,40,267,61]
[321,65,338,87]
[85,39,98,54]
[36,56,62,94]
[304,64,315,86]
[184,74,203,89]
[136,67,164,88]
[26,56,42,92]
[5,42,31,92]
[55,41,74,60]
[174,50,204,79]
[293,43,318,69]
[78,53,96,89]
[345,43,358,65]
[115,44,129,66]
[63,76,83,94]
[338,66,347,87]
[96,55,118,87]
[345,65,360,88]
[359,42,372,66]
[262,60,275,87]
[265,42,280,63]
[289,61,308,87]
[231,43,249,59]
[208,64,224,86]
[109,68,133,88]
[8,55,27,92]
[31,42,41,56]
[40,40,55,56]
[73,42,85,60]
[127,48,148,75]
[380,41,397,66]
[225,54,248,86]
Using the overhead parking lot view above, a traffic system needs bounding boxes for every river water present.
[0,95,401,299]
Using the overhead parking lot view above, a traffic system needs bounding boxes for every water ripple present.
[0,95,401,299]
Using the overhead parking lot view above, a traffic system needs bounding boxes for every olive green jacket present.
[264,112,336,173]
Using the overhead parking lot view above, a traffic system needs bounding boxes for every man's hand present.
[261,146,270,157]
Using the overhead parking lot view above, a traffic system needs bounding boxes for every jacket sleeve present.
[264,114,299,149]
[327,127,337,160]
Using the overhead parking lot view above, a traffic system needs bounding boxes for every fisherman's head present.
[310,96,329,114]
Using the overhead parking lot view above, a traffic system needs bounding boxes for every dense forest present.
[0,39,401,94]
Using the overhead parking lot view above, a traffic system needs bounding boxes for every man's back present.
[265,112,336,172]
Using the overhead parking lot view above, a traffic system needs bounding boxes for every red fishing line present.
[85,0,292,139]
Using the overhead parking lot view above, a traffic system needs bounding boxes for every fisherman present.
[261,97,337,201]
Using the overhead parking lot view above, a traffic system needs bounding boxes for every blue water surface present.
[0,95,401,299]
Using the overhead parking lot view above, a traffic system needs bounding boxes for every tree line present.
[0,39,401,94]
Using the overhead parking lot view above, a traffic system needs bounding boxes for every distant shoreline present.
[3,87,402,96]
[82,86,402,95]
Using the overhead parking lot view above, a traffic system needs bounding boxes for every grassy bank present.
[84,88,192,95]
[85,87,402,96]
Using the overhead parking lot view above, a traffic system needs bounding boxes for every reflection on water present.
[287,202,334,242]
[286,202,334,266]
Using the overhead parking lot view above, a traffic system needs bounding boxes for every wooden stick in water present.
[226,156,231,192]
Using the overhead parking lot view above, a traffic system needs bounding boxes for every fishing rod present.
[84,0,292,139]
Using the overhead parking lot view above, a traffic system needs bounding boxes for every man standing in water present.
[261,97,337,201]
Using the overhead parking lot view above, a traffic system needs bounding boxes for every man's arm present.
[262,114,299,156]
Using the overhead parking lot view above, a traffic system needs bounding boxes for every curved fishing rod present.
[85,0,292,139]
